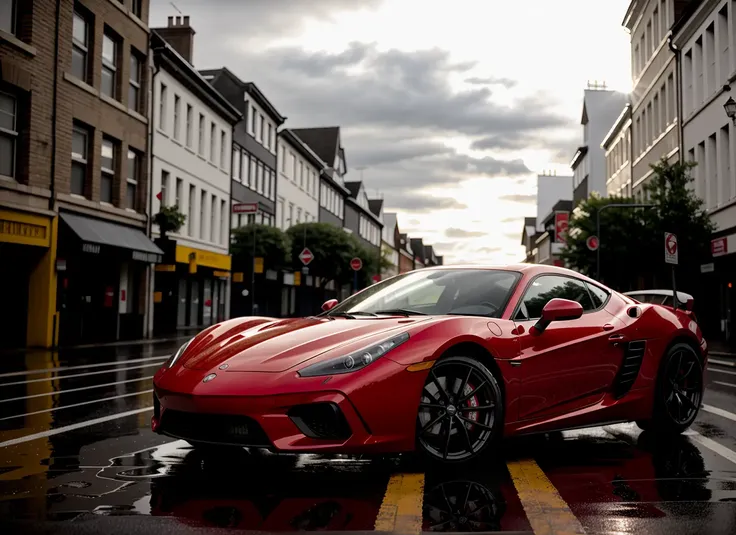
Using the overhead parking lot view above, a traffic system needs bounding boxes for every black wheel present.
[422,479,505,532]
[650,343,703,434]
[416,356,503,463]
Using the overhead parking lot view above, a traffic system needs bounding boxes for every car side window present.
[586,283,609,308]
[515,275,595,321]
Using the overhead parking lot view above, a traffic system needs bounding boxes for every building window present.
[129,50,142,112]
[210,122,217,164]
[71,124,89,196]
[173,94,181,140]
[188,185,195,237]
[220,130,226,169]
[249,157,255,189]
[131,0,142,18]
[250,105,257,134]
[101,31,118,99]
[159,83,168,131]
[198,113,205,155]
[100,137,116,204]
[0,91,17,179]
[72,10,90,82]
[233,149,240,181]
[210,195,217,243]
[160,170,169,206]
[186,104,193,147]
[265,123,271,149]
[126,149,139,210]
[175,177,182,207]
[1,0,16,35]
[200,190,207,240]
[258,114,263,142]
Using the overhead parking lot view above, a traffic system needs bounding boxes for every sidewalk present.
[707,339,736,359]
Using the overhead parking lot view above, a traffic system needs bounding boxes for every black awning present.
[60,213,164,263]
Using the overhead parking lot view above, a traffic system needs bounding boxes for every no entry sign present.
[665,232,678,265]
[299,247,313,266]
[350,257,363,271]
[586,235,599,251]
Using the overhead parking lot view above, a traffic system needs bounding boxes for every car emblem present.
[203,373,217,383]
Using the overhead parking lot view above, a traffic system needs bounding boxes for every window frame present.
[101,30,119,100]
[1,0,16,35]
[71,9,90,83]
[128,49,142,112]
[71,124,90,196]
[511,273,611,321]
[126,148,140,210]
[0,90,18,179]
[100,136,116,204]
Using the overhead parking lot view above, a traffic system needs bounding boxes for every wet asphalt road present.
[0,341,735,535]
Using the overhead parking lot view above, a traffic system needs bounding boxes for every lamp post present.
[595,203,656,281]
[724,96,736,125]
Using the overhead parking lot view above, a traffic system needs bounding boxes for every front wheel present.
[648,342,703,434]
[416,356,504,464]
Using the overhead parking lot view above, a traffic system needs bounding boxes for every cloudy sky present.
[150,0,632,264]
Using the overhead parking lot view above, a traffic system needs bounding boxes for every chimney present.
[153,14,196,64]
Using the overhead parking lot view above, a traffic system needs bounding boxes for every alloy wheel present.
[423,480,503,532]
[663,348,702,426]
[417,358,499,462]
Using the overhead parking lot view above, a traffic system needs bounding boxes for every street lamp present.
[724,97,736,125]
[595,203,656,281]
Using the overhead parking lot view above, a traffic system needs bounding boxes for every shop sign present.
[254,257,264,274]
[175,245,231,271]
[132,250,162,263]
[293,271,301,286]
[711,237,728,257]
[82,243,100,254]
[0,210,51,248]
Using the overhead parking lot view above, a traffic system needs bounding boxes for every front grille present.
[158,409,271,447]
[288,402,352,440]
[612,340,646,399]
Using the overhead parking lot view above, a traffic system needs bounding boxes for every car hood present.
[180,316,432,373]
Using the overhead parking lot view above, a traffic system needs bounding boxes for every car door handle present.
[608,334,626,345]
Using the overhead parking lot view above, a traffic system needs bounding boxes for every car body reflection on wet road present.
[1,342,736,534]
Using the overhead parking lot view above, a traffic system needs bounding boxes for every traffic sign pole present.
[665,232,679,310]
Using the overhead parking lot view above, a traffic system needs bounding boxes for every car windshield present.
[325,269,521,318]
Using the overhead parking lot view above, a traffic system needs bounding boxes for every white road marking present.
[0,355,169,379]
[685,430,736,465]
[708,367,736,376]
[708,358,735,368]
[702,404,736,423]
[714,381,736,389]
[0,362,164,387]
[0,390,154,421]
[0,407,153,448]
[0,376,154,403]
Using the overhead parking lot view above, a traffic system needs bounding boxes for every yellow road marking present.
[374,473,425,534]
[507,459,585,535]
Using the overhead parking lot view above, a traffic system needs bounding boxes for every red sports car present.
[152,264,708,463]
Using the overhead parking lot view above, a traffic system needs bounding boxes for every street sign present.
[586,235,599,251]
[665,232,678,265]
[701,262,715,273]
[711,237,728,257]
[232,202,258,214]
[350,257,363,271]
[299,247,313,266]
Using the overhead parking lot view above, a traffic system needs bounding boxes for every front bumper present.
[151,356,428,454]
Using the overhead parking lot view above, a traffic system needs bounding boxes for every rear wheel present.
[645,343,703,434]
[416,356,503,464]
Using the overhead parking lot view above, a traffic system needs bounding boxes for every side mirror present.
[531,298,584,335]
[321,299,338,312]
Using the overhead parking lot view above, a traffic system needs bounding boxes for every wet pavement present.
[0,342,735,534]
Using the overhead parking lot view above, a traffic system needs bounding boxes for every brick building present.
[0,0,162,348]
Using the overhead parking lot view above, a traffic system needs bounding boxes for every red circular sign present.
[666,233,677,254]
[586,235,599,251]
[350,257,363,271]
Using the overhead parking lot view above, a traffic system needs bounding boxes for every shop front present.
[56,212,163,346]
[701,232,736,348]
[153,240,231,335]
[0,208,58,349]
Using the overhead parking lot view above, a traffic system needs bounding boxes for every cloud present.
[445,228,488,238]
[477,246,503,253]
[471,130,578,165]
[384,194,468,212]
[465,76,517,88]
[500,216,520,223]
[498,194,536,204]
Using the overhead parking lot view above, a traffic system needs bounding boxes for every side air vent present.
[612,340,646,399]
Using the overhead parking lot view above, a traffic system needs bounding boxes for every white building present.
[150,26,241,332]
[277,129,322,229]
[381,212,400,279]
[570,86,629,204]
[673,0,736,345]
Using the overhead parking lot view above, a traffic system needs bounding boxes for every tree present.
[231,224,291,271]
[154,205,186,237]
[286,223,356,287]
[561,158,715,291]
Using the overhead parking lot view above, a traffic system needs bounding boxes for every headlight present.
[298,332,410,377]
[167,338,194,368]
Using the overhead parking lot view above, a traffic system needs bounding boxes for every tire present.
[649,342,703,435]
[415,355,504,464]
